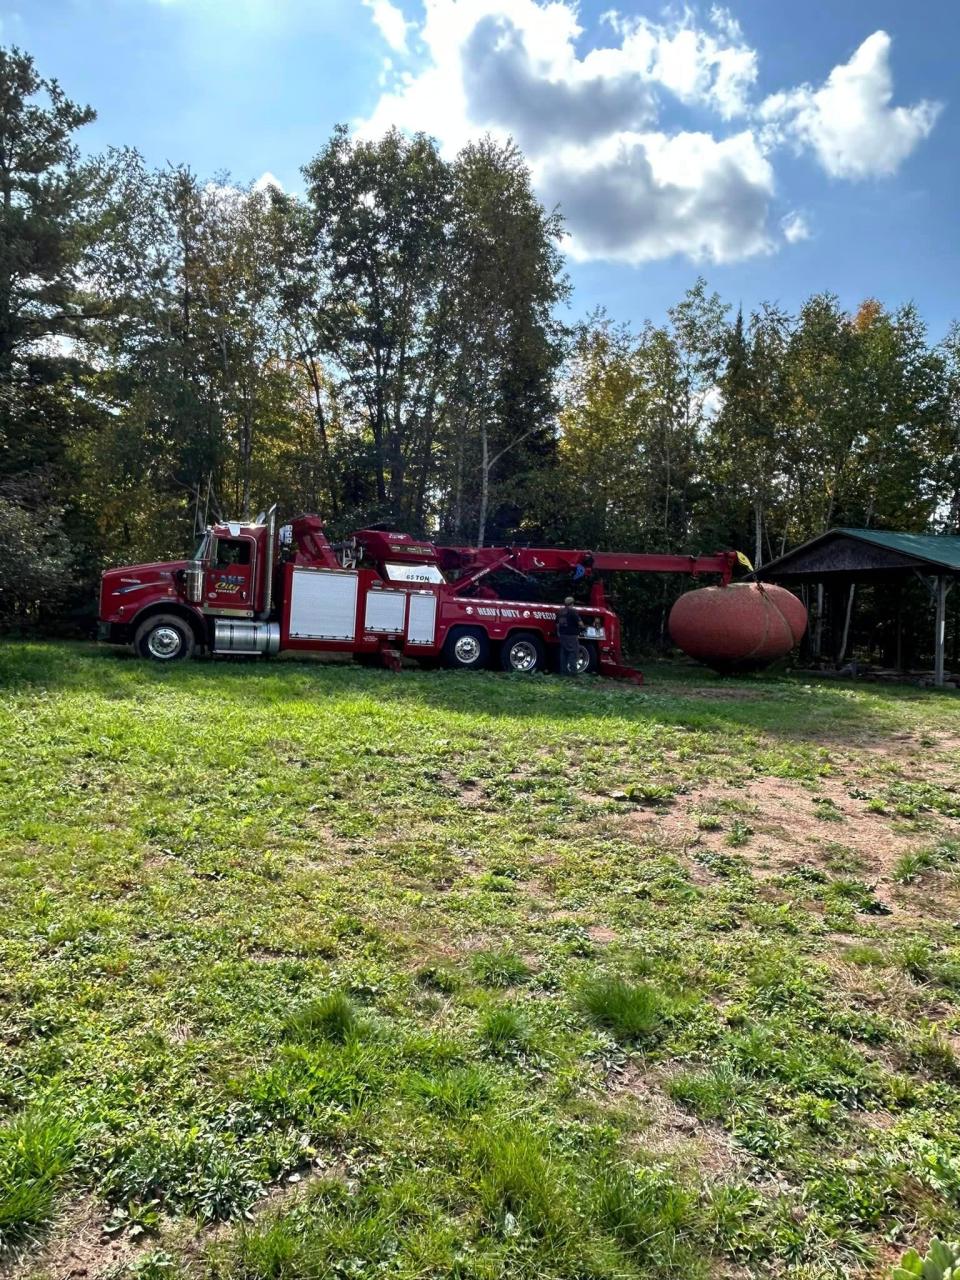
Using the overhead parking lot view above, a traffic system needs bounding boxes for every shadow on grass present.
[1,640,953,745]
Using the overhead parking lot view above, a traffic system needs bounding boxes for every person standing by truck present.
[557,596,581,676]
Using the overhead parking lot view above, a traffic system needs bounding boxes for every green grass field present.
[1,642,959,1280]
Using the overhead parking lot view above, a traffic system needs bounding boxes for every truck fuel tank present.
[213,619,280,656]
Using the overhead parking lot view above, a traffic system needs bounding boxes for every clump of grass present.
[667,1063,742,1120]
[894,850,937,885]
[893,842,960,885]
[824,877,884,913]
[725,820,753,848]
[813,797,844,822]
[470,948,531,988]
[823,843,865,874]
[578,976,664,1042]
[470,1125,569,1242]
[478,1006,528,1053]
[408,1065,493,1116]
[626,782,677,806]
[696,813,722,831]
[478,872,516,894]
[283,991,359,1044]
[415,964,459,994]
[592,1165,698,1269]
[895,939,935,982]
[0,1109,78,1249]
[906,1026,960,1082]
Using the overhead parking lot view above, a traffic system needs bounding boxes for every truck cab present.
[99,511,279,661]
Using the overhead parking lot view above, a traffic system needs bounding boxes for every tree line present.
[1,46,958,656]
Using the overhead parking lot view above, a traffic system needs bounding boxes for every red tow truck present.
[98,508,739,681]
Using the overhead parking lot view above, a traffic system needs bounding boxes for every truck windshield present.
[191,533,211,562]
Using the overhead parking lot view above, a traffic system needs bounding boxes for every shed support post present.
[935,575,946,688]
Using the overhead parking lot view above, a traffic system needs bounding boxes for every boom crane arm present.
[436,545,740,602]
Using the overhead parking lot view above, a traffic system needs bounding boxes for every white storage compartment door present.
[364,590,406,633]
[406,592,437,646]
[289,569,358,640]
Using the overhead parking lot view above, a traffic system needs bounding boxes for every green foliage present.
[406,1065,492,1116]
[725,820,753,848]
[470,947,532,988]
[283,992,360,1044]
[470,1124,570,1242]
[0,1107,77,1248]
[592,1165,702,1273]
[579,976,665,1042]
[478,1006,529,1053]
[893,1238,960,1280]
[893,842,960,885]
[697,813,723,831]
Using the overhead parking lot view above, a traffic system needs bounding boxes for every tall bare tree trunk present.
[477,419,489,548]
[452,429,464,538]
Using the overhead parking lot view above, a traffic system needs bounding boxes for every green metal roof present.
[837,528,960,572]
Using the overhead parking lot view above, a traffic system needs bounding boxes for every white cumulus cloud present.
[542,129,774,264]
[761,31,941,179]
[253,171,284,193]
[358,3,941,265]
[781,210,811,243]
[363,0,410,54]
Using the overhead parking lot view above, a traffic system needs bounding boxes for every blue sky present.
[6,0,957,338]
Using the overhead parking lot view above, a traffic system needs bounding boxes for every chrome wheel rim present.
[454,634,481,665]
[508,640,538,672]
[147,625,182,659]
[576,644,591,673]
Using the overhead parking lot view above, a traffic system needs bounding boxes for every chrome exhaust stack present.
[184,562,205,604]
[262,503,277,618]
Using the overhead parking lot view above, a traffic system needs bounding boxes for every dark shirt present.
[557,606,580,637]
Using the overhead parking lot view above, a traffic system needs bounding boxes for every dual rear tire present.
[442,626,597,676]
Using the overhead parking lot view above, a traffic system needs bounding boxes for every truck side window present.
[215,539,251,567]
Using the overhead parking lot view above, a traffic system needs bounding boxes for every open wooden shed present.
[756,528,960,687]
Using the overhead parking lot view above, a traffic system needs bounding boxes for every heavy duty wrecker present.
[98,507,740,682]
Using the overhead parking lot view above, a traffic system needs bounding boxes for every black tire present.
[501,631,546,674]
[577,640,599,674]
[555,638,599,675]
[442,626,489,671]
[134,613,196,663]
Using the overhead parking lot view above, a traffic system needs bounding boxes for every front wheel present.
[134,614,196,663]
[501,632,546,674]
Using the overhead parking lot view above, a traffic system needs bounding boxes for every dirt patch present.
[439,773,488,808]
[608,1063,741,1179]
[586,924,618,944]
[1,1196,142,1280]
[623,769,959,900]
